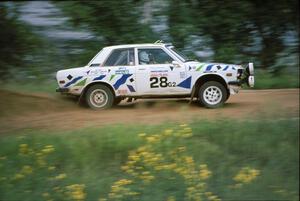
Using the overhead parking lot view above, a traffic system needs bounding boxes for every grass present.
[253,69,299,89]
[0,118,299,201]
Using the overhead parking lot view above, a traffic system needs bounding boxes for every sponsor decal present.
[113,74,132,90]
[205,64,214,71]
[150,73,168,77]
[150,69,168,77]
[67,74,73,80]
[74,78,87,87]
[127,84,136,92]
[117,89,128,95]
[115,67,129,74]
[93,75,106,81]
[64,76,83,88]
[196,63,205,71]
[90,69,108,76]
[177,76,192,89]
[223,65,229,71]
[150,77,176,88]
[109,74,116,81]
[180,72,186,79]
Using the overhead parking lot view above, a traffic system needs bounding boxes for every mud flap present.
[189,86,197,104]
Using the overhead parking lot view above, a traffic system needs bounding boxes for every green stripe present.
[110,74,116,81]
[196,63,205,71]
[74,78,87,86]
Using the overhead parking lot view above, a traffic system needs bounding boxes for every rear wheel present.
[85,84,114,110]
[198,81,227,108]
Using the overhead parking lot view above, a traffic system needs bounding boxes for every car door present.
[135,47,188,95]
[90,48,137,96]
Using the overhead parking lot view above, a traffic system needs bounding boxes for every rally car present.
[56,41,254,109]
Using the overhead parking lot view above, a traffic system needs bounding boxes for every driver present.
[139,51,150,65]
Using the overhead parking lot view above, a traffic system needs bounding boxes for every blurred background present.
[0,0,299,92]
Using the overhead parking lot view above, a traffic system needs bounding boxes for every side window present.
[138,48,174,65]
[103,48,134,66]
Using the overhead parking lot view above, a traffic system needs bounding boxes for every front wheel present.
[85,84,114,110]
[198,81,227,108]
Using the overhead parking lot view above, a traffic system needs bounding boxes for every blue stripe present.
[64,76,83,87]
[177,76,192,89]
[206,64,214,71]
[113,74,132,90]
[223,65,229,71]
[93,75,106,81]
[127,84,136,92]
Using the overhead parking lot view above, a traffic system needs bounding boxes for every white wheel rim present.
[203,86,222,105]
[90,89,108,108]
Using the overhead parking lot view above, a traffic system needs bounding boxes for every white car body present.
[56,42,254,108]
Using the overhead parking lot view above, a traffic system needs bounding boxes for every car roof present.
[103,43,168,50]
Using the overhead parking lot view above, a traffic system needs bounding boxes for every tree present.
[56,1,157,46]
[0,3,39,78]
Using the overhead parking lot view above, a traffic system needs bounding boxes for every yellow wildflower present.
[166,196,176,201]
[19,144,29,155]
[42,192,50,197]
[55,173,67,180]
[178,146,186,152]
[138,133,146,138]
[164,129,173,136]
[199,164,212,180]
[41,145,55,154]
[115,179,133,186]
[21,165,33,175]
[66,184,86,201]
[48,166,56,171]
[233,167,260,184]
[13,173,25,180]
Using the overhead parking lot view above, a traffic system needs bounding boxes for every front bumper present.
[228,63,255,87]
[56,87,69,93]
[228,75,255,87]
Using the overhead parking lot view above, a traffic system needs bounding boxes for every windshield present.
[168,47,190,62]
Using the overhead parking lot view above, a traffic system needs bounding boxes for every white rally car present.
[56,41,254,109]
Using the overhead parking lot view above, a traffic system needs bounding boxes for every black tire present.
[225,90,230,102]
[85,84,114,110]
[113,97,122,106]
[198,81,227,108]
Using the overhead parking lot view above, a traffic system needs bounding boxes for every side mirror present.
[172,60,181,68]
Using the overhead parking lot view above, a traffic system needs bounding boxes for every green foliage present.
[168,0,299,68]
[0,4,41,79]
[56,1,157,46]
[0,119,298,200]
[253,69,299,89]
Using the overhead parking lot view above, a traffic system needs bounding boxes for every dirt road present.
[0,89,299,134]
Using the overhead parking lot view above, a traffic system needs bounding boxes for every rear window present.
[104,48,135,66]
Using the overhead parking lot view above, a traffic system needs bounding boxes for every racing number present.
[150,77,176,88]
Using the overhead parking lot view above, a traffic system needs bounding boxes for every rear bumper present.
[56,87,69,93]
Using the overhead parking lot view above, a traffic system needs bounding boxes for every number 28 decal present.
[150,77,176,88]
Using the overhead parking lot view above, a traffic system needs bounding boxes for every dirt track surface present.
[0,89,299,134]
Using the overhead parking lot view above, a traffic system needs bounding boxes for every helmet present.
[139,51,150,63]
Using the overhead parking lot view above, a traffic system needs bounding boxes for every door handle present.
[138,68,146,70]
